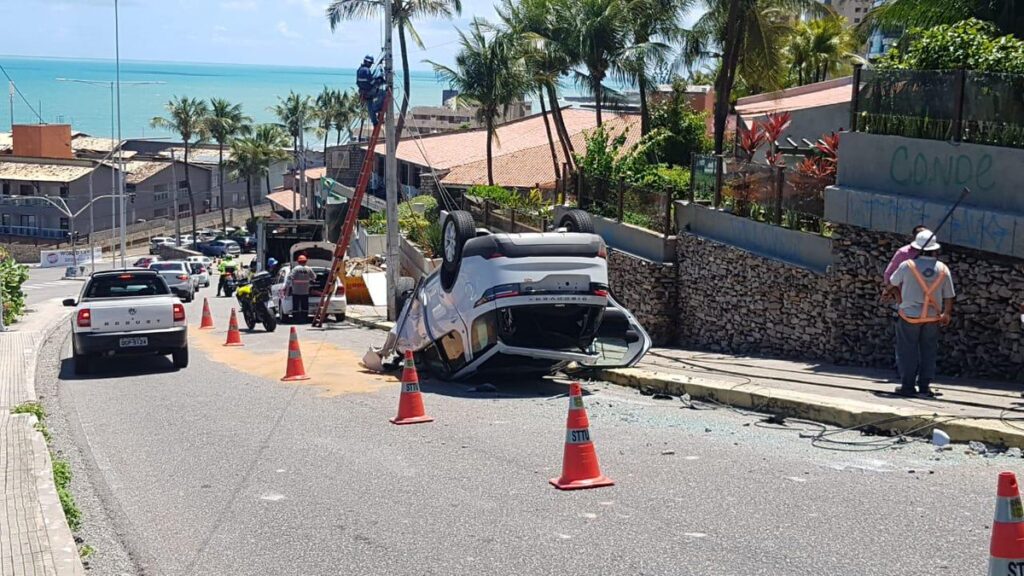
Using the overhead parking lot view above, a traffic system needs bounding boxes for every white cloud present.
[286,0,327,18]
[221,0,257,11]
[277,20,300,38]
[213,25,229,32]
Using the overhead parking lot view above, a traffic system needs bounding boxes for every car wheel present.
[335,313,346,323]
[440,210,475,292]
[172,347,189,369]
[558,209,595,234]
[73,353,92,375]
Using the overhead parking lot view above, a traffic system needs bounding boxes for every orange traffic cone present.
[989,471,1024,574]
[199,298,214,329]
[223,308,244,347]
[550,382,614,490]
[281,327,310,381]
[389,350,433,425]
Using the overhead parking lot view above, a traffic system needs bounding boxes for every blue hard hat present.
[363,55,374,64]
[267,257,278,267]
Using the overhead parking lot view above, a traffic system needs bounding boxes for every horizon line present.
[0,53,440,74]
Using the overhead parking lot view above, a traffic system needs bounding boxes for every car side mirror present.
[62,298,76,307]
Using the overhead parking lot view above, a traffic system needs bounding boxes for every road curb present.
[0,307,85,575]
[346,313,393,332]
[596,367,1024,449]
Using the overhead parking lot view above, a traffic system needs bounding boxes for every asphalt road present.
[33,289,1016,576]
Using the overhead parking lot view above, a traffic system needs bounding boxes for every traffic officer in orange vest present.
[888,230,956,397]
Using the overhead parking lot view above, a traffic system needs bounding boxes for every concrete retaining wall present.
[675,202,833,273]
[553,205,675,262]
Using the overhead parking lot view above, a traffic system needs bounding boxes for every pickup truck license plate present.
[119,337,148,348]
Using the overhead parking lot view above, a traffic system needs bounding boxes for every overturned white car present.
[363,209,651,380]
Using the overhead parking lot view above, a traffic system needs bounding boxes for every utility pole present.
[384,0,399,321]
[115,0,127,267]
[170,149,181,243]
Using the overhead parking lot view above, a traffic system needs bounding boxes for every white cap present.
[911,229,940,251]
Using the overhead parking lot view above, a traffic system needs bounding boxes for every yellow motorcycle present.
[236,272,277,332]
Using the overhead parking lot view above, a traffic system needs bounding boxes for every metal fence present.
[852,66,1024,149]
[462,195,552,234]
[576,172,674,237]
[690,154,832,235]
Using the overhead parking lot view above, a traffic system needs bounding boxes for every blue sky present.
[1,0,499,69]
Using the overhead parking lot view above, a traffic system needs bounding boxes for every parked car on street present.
[270,242,346,323]
[64,269,189,374]
[133,256,162,268]
[149,237,175,254]
[234,235,257,253]
[363,209,651,380]
[187,262,210,289]
[148,261,195,302]
[199,239,241,258]
[185,256,213,288]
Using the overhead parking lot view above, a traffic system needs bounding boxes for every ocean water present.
[0,56,452,143]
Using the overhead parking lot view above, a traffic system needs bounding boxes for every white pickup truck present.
[64,269,189,375]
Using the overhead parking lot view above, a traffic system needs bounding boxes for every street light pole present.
[384,0,399,321]
[55,77,163,267]
[115,0,126,267]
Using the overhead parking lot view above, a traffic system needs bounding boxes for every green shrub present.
[0,246,29,325]
[876,19,1024,73]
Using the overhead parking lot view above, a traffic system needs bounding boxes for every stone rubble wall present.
[607,249,677,346]
[830,224,1024,380]
[675,235,833,359]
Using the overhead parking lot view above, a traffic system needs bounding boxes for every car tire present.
[172,347,189,369]
[558,209,595,234]
[73,353,92,376]
[440,210,475,292]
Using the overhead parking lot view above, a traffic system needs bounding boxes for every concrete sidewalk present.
[599,348,1024,448]
[0,300,83,575]
[345,307,1024,447]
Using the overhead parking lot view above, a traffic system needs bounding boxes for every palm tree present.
[332,90,360,145]
[151,96,209,246]
[252,124,292,203]
[271,92,314,216]
[327,0,463,142]
[314,86,338,155]
[618,0,689,134]
[863,0,1023,39]
[204,98,252,233]
[226,138,261,222]
[682,0,829,167]
[498,0,578,171]
[556,0,631,126]
[787,16,863,85]
[430,19,532,185]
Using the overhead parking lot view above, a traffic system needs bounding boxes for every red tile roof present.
[266,188,305,212]
[735,77,853,117]
[441,114,642,189]
[381,108,604,170]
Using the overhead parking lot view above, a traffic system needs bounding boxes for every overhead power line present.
[0,63,44,123]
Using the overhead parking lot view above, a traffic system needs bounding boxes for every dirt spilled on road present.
[190,328,395,396]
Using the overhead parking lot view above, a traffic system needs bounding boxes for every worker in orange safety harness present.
[888,230,956,398]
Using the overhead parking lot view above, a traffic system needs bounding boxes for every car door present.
[272,267,290,314]
[586,295,652,367]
